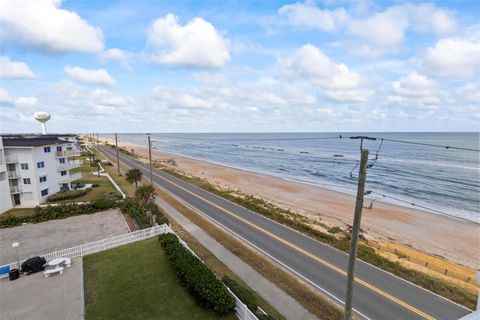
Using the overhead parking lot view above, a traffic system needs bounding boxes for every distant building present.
[0,134,82,213]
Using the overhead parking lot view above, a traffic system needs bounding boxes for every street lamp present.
[11,242,20,270]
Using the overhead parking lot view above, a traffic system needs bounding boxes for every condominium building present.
[0,134,82,213]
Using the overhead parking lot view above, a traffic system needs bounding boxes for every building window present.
[44,146,51,153]
[41,189,48,197]
[59,158,65,164]
[39,176,47,183]
[23,178,31,184]
[61,170,67,176]
[57,146,62,151]
[21,163,29,170]
[37,161,45,168]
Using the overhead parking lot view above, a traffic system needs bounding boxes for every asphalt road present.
[100,145,471,320]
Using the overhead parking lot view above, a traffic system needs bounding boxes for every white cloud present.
[152,87,212,109]
[279,44,372,103]
[91,89,127,106]
[278,0,348,31]
[0,88,13,105]
[147,13,230,67]
[0,56,35,78]
[393,72,437,97]
[64,66,116,86]
[421,38,480,78]
[14,96,37,107]
[0,0,104,52]
[101,48,132,70]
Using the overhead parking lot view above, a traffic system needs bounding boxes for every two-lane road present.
[100,145,471,320]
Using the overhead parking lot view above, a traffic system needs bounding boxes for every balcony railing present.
[70,172,82,181]
[57,160,83,171]
[56,150,81,158]
[7,170,20,179]
[10,185,22,194]
[5,155,18,163]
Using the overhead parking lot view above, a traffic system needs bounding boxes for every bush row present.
[47,189,89,202]
[222,276,257,313]
[119,198,168,228]
[159,233,235,315]
[0,191,122,228]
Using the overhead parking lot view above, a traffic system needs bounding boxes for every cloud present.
[64,66,116,86]
[0,88,13,105]
[278,0,348,31]
[420,38,480,78]
[14,96,38,107]
[393,72,437,97]
[147,13,230,67]
[91,89,127,106]
[279,44,372,102]
[0,0,104,53]
[0,56,35,78]
[101,48,132,70]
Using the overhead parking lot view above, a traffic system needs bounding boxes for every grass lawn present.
[2,207,36,217]
[83,238,235,320]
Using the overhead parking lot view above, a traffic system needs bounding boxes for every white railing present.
[5,155,18,163]
[68,160,83,167]
[0,224,259,320]
[9,185,22,193]
[173,233,259,320]
[98,162,126,199]
[7,170,20,179]
[70,172,82,181]
[0,224,172,279]
[56,150,81,158]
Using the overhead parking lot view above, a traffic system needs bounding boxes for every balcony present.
[7,170,20,179]
[58,172,82,183]
[70,172,82,181]
[55,150,81,158]
[10,185,22,194]
[5,155,18,163]
[57,160,83,171]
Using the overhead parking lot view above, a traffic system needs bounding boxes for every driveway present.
[0,209,129,265]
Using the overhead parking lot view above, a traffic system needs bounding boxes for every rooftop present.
[1,135,71,147]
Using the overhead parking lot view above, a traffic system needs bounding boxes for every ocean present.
[101,132,479,223]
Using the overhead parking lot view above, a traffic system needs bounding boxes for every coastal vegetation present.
[84,238,234,320]
[159,233,236,315]
[125,168,142,188]
[47,189,89,202]
[158,166,478,309]
[0,191,122,228]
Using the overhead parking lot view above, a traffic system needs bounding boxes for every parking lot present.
[0,209,129,265]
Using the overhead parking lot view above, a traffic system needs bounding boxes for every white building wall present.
[0,138,13,213]
[2,141,80,210]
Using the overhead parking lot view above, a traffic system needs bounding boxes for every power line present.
[364,136,479,153]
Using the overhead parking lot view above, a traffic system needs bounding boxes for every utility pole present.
[148,133,153,184]
[115,133,120,176]
[344,148,369,320]
[96,133,99,152]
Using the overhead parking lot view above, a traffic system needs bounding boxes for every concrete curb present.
[155,197,317,320]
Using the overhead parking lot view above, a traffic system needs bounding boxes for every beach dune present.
[100,138,480,269]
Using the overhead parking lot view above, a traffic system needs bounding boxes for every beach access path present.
[100,144,471,320]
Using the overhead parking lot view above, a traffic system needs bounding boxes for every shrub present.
[159,233,235,315]
[47,189,89,202]
[222,276,257,313]
[258,315,275,320]
[93,191,122,210]
[119,198,168,228]
[91,183,100,188]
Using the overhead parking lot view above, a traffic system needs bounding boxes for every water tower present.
[34,112,50,134]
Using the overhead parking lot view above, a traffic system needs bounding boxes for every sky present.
[0,0,479,133]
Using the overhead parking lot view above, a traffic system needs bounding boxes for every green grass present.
[83,238,235,320]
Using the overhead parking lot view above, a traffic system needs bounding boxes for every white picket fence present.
[0,224,259,320]
[0,224,171,278]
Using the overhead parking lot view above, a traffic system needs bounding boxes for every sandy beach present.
[100,137,480,269]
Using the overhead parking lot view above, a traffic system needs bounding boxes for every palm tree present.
[126,168,143,189]
[135,184,156,205]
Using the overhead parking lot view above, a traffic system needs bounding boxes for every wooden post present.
[148,133,153,184]
[344,149,369,320]
[115,133,120,175]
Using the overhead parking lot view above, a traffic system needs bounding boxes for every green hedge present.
[159,233,235,315]
[222,276,257,313]
[119,198,168,228]
[47,189,89,202]
[0,192,121,228]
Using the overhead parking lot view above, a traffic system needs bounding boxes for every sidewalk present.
[155,197,317,320]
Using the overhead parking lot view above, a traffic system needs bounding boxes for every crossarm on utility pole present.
[344,148,369,320]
